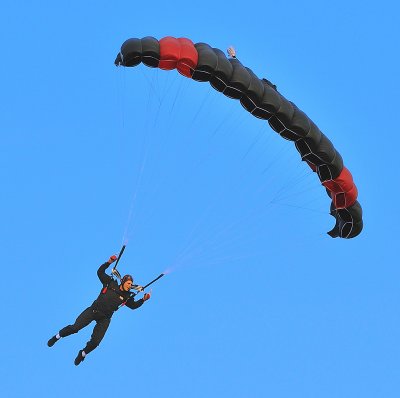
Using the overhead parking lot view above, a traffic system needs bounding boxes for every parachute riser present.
[110,245,165,295]
[111,267,122,281]
[129,273,165,297]
[112,245,126,274]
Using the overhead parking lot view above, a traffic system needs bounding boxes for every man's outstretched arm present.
[125,292,151,310]
[97,255,117,285]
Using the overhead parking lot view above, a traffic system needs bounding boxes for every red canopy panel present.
[323,166,358,208]
[159,37,198,77]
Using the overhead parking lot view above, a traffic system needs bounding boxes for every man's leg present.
[48,307,95,347]
[74,316,110,365]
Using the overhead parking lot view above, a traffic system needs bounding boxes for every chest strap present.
[101,283,133,309]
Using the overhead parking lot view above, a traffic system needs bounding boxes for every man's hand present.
[108,255,117,264]
[143,292,151,301]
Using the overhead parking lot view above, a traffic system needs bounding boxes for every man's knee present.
[59,325,79,337]
[85,339,101,354]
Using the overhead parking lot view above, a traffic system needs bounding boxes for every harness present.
[100,278,134,309]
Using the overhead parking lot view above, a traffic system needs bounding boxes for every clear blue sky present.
[1,1,399,397]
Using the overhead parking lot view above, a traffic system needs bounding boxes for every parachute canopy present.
[115,36,363,239]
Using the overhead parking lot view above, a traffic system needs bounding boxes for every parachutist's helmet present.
[121,274,133,284]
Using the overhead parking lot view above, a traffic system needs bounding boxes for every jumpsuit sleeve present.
[125,297,144,310]
[97,262,112,285]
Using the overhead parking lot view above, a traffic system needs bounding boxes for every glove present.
[108,255,117,264]
[143,292,151,301]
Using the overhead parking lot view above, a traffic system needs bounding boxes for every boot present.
[47,335,59,347]
[74,350,85,366]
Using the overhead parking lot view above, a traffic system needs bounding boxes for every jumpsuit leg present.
[82,315,111,354]
[59,307,95,338]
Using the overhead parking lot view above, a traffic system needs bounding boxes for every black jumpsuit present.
[58,262,144,354]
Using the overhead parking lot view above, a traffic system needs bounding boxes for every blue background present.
[1,1,399,397]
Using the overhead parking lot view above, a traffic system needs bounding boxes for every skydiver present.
[47,255,151,366]
[227,46,278,91]
[227,46,236,59]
